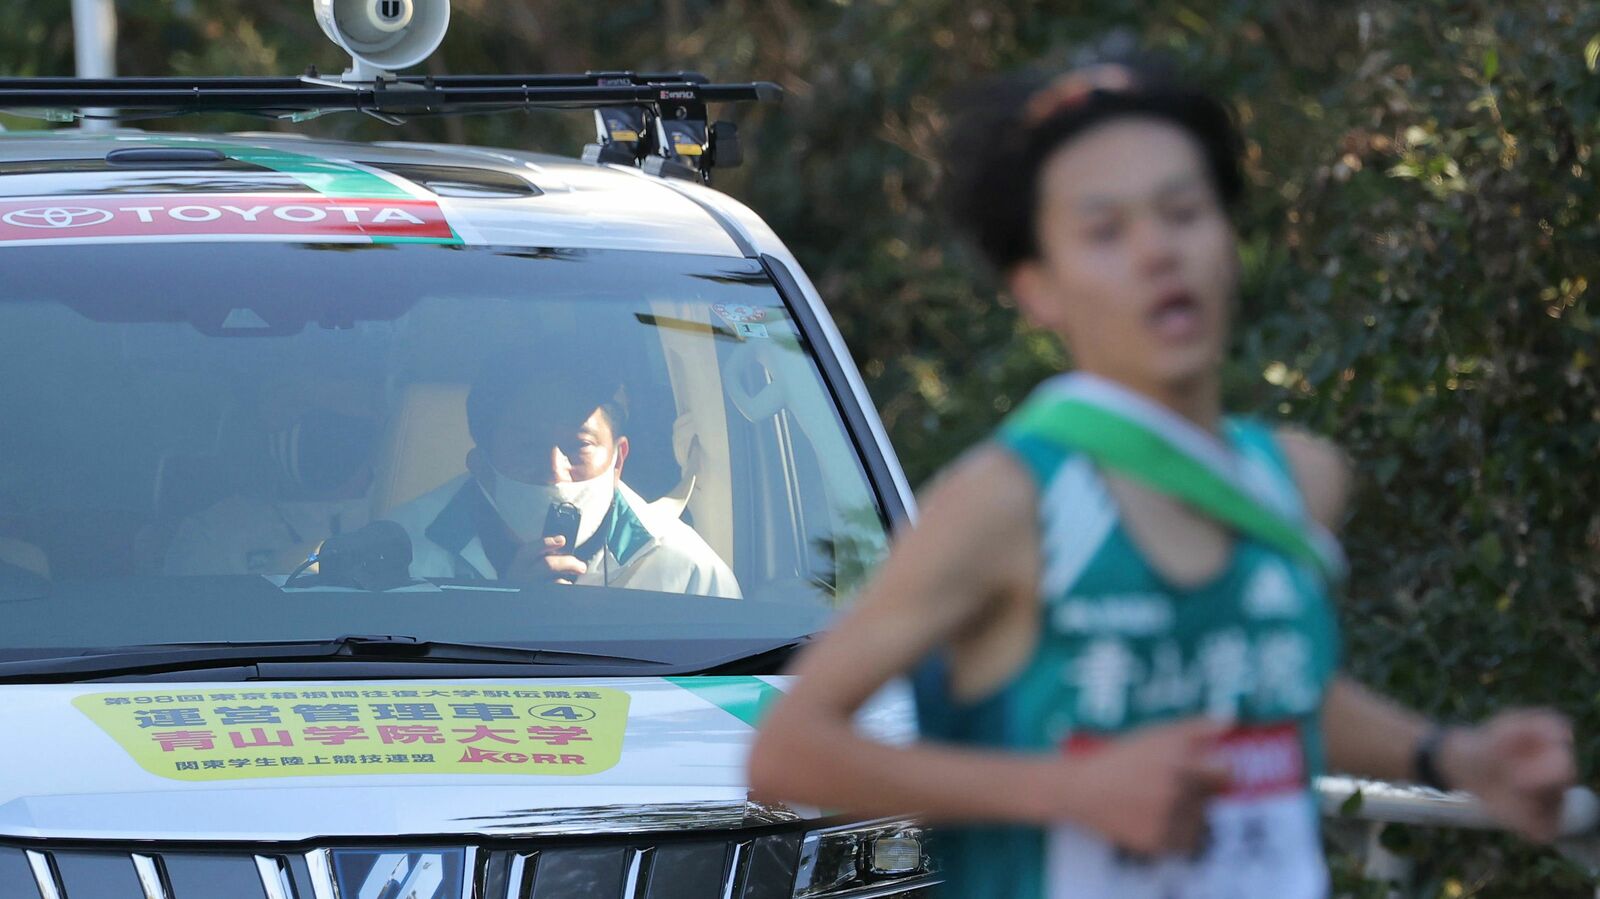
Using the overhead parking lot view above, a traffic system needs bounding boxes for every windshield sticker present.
[0,194,459,245]
[72,684,628,781]
[710,303,770,340]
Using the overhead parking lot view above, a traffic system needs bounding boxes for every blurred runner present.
[749,54,1576,899]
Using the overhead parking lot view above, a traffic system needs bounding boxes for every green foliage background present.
[3,1,1598,894]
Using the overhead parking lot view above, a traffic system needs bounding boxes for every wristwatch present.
[1413,724,1454,791]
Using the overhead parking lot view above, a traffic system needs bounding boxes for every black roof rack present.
[0,70,783,183]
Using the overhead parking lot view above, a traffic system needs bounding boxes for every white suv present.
[0,3,930,897]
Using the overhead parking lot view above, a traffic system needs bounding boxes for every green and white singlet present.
[913,373,1342,899]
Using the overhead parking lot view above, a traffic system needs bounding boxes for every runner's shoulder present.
[1271,428,1352,532]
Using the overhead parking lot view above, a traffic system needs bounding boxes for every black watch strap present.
[1413,724,1454,791]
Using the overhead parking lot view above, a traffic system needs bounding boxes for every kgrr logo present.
[1,206,117,229]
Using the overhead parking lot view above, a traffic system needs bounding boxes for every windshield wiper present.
[0,635,665,683]
[680,635,813,675]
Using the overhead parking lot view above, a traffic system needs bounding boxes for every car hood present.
[0,675,914,841]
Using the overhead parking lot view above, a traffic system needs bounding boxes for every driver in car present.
[390,351,741,598]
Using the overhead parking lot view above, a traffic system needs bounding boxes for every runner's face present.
[1010,117,1237,391]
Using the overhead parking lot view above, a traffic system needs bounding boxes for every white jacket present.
[387,475,741,599]
[165,494,370,576]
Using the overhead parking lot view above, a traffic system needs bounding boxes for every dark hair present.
[466,349,629,446]
[942,53,1244,274]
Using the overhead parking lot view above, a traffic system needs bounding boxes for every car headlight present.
[792,818,936,897]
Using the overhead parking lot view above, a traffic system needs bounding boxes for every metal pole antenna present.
[71,0,118,131]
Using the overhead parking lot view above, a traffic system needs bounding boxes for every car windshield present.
[0,242,890,666]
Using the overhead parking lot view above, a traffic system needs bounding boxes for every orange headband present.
[1021,64,1138,128]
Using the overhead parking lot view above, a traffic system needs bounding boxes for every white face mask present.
[478,463,616,547]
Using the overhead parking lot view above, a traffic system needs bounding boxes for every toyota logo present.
[1,206,116,229]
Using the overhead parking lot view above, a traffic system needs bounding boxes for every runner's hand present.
[507,536,587,584]
[1442,709,1576,843]
[1062,717,1231,854]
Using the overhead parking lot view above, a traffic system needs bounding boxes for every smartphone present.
[543,501,582,552]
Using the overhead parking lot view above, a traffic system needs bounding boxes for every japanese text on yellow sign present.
[73,684,629,781]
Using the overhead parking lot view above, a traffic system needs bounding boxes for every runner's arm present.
[748,445,1072,822]
[1321,679,1572,790]
[1273,428,1352,532]
[1322,678,1430,780]
[1276,432,1433,777]
[1276,431,1426,776]
[1281,429,1575,840]
[1323,678,1575,845]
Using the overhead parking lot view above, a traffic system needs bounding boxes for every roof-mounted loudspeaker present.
[313,0,451,82]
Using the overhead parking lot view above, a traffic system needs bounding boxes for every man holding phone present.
[391,351,740,598]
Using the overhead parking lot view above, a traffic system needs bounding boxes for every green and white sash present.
[1002,374,1345,581]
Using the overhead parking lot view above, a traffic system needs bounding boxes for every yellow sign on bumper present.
[73,684,629,781]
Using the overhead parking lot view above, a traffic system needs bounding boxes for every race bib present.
[1046,725,1327,899]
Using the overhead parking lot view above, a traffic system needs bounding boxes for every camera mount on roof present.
[583,84,745,182]
[0,0,778,184]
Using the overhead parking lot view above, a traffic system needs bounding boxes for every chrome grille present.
[0,834,818,899]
